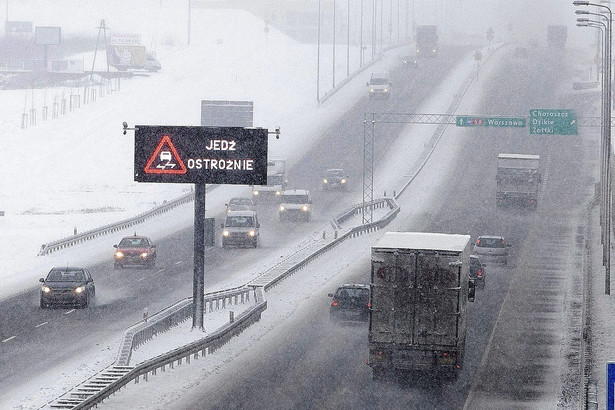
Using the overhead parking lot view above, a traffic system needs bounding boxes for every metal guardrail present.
[69,301,267,410]
[38,189,200,256]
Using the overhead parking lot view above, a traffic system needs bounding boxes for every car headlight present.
[74,286,85,294]
[323,178,328,184]
[370,88,375,92]
[383,88,388,92]
[115,251,124,258]
[222,230,230,237]
[249,230,256,237]
[341,179,346,184]
[140,252,149,258]
[42,286,51,293]
[279,205,285,212]
[275,191,281,196]
[302,205,309,212]
[253,190,259,196]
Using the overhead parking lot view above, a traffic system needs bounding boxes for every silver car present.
[472,235,511,265]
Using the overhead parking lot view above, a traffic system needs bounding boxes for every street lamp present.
[574,0,612,294]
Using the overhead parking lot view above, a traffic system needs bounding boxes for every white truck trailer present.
[368,232,475,380]
[496,153,541,208]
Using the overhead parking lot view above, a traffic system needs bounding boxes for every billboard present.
[134,126,268,185]
[35,26,61,45]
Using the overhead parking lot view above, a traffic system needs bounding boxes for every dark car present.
[469,255,487,287]
[39,267,95,308]
[328,284,370,322]
[322,168,349,190]
[114,235,157,269]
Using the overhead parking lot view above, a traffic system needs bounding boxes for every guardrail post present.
[143,308,148,322]
[229,311,234,323]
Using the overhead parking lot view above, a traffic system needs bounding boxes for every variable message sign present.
[134,125,268,185]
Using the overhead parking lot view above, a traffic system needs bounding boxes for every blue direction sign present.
[456,116,525,127]
[529,109,577,135]
[609,362,615,409]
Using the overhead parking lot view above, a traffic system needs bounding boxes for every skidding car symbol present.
[160,151,172,162]
[157,150,176,169]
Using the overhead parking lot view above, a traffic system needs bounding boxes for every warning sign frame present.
[134,125,268,184]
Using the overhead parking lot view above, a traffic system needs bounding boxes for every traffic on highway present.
[0,1,606,409]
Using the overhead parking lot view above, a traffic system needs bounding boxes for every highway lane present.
[0,45,471,401]
[153,46,595,409]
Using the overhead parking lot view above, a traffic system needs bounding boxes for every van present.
[221,210,260,248]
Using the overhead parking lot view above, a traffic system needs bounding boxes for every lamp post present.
[574,0,612,294]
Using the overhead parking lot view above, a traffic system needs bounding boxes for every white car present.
[472,235,511,265]
[279,189,312,221]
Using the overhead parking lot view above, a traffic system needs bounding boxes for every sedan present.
[322,168,349,191]
[472,235,511,265]
[39,267,95,308]
[225,197,255,213]
[328,283,370,322]
[114,235,157,269]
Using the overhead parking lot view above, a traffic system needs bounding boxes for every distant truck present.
[251,158,288,203]
[106,44,161,72]
[496,153,541,208]
[547,25,567,51]
[415,25,438,57]
[368,232,475,380]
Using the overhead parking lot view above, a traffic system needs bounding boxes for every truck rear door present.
[414,253,461,347]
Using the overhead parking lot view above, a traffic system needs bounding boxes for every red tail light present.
[332,300,339,307]
[477,268,483,277]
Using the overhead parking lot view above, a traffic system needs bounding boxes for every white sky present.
[0,1,607,409]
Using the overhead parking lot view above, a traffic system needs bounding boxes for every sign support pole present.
[192,182,205,330]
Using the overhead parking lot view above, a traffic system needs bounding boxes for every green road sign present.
[529,109,577,135]
[456,116,525,127]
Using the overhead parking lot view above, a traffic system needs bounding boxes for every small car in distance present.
[472,235,511,265]
[328,284,370,322]
[322,168,349,191]
[279,189,312,221]
[367,72,392,99]
[114,235,157,269]
[40,267,95,308]
[225,197,255,213]
[469,255,487,287]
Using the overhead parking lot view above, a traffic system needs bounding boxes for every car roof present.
[226,210,257,217]
[229,197,253,202]
[477,235,505,240]
[337,283,369,289]
[326,168,344,173]
[50,266,84,271]
[282,189,309,195]
[120,235,150,240]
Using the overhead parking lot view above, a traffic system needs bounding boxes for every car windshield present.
[226,216,254,227]
[327,170,344,178]
[267,175,284,185]
[119,237,148,247]
[230,198,252,206]
[46,269,85,282]
[477,238,505,248]
[336,288,369,300]
[370,78,388,85]
[282,194,308,203]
